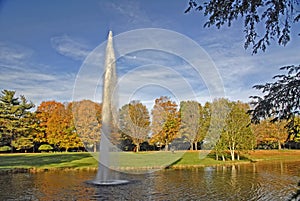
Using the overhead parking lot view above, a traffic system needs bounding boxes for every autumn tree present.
[222,101,254,161]
[150,96,180,151]
[36,101,83,151]
[252,119,287,149]
[45,102,68,149]
[196,102,212,150]
[203,98,230,159]
[0,90,35,152]
[119,100,150,152]
[35,101,63,144]
[179,100,201,150]
[72,100,102,152]
[185,0,300,53]
[60,103,84,151]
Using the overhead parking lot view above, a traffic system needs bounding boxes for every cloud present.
[198,27,300,103]
[0,42,34,67]
[50,35,91,61]
[0,42,77,106]
[100,0,154,28]
[1,63,76,105]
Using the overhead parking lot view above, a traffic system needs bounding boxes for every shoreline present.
[1,150,300,173]
[1,159,300,174]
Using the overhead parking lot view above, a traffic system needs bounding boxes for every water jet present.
[88,31,130,186]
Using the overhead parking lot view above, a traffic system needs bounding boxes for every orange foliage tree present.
[72,100,102,152]
[150,96,180,151]
[252,119,287,149]
[119,100,150,152]
[36,101,83,151]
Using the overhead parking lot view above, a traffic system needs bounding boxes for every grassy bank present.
[0,150,300,172]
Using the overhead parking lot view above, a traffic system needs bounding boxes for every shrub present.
[0,146,11,152]
[38,144,53,152]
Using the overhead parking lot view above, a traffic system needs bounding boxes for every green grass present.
[1,150,300,171]
[0,152,97,170]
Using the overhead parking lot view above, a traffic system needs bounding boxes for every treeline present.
[0,90,299,159]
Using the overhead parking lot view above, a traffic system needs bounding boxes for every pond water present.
[0,161,299,200]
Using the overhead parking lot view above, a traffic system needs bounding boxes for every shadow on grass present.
[0,153,93,168]
[165,158,182,169]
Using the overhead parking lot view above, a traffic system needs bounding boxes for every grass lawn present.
[0,150,300,171]
[244,150,300,161]
[0,152,98,170]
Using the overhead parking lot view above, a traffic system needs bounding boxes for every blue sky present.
[0,0,299,109]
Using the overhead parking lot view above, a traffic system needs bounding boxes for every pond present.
[0,161,299,200]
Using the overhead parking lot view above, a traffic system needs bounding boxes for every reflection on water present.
[0,161,299,200]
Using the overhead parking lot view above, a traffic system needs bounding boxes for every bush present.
[0,146,11,152]
[38,144,53,152]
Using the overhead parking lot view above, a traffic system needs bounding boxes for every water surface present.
[0,161,299,200]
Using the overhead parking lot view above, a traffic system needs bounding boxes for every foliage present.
[0,146,11,152]
[222,101,254,160]
[38,144,53,152]
[150,96,180,151]
[252,119,287,149]
[249,65,300,139]
[203,98,230,151]
[197,102,212,149]
[71,100,102,152]
[0,90,35,151]
[35,101,63,143]
[185,0,300,53]
[36,101,83,152]
[179,100,201,150]
[119,100,150,152]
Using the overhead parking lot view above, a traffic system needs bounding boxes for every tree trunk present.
[278,140,282,150]
[93,142,97,152]
[230,149,235,161]
[216,153,219,161]
[222,154,225,161]
[136,144,140,152]
[194,142,198,150]
[165,143,169,151]
[237,154,240,160]
[190,142,193,150]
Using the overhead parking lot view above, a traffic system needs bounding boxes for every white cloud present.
[0,42,34,67]
[0,42,77,106]
[50,35,91,61]
[102,0,151,25]
[1,65,76,106]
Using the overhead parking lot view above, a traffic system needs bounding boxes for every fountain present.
[87,31,130,186]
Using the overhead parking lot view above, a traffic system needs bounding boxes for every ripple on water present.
[0,161,299,200]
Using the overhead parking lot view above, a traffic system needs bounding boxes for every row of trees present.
[0,89,296,158]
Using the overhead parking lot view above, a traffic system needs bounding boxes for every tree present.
[0,90,35,152]
[36,101,83,151]
[185,0,300,53]
[252,119,287,149]
[35,101,63,144]
[45,102,67,149]
[222,101,254,160]
[119,100,150,152]
[249,65,300,140]
[196,102,212,150]
[48,103,83,152]
[72,100,102,152]
[150,96,180,151]
[203,98,230,159]
[179,100,201,150]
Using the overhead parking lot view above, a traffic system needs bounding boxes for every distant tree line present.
[0,89,299,159]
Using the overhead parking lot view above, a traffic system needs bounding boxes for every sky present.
[0,0,299,110]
